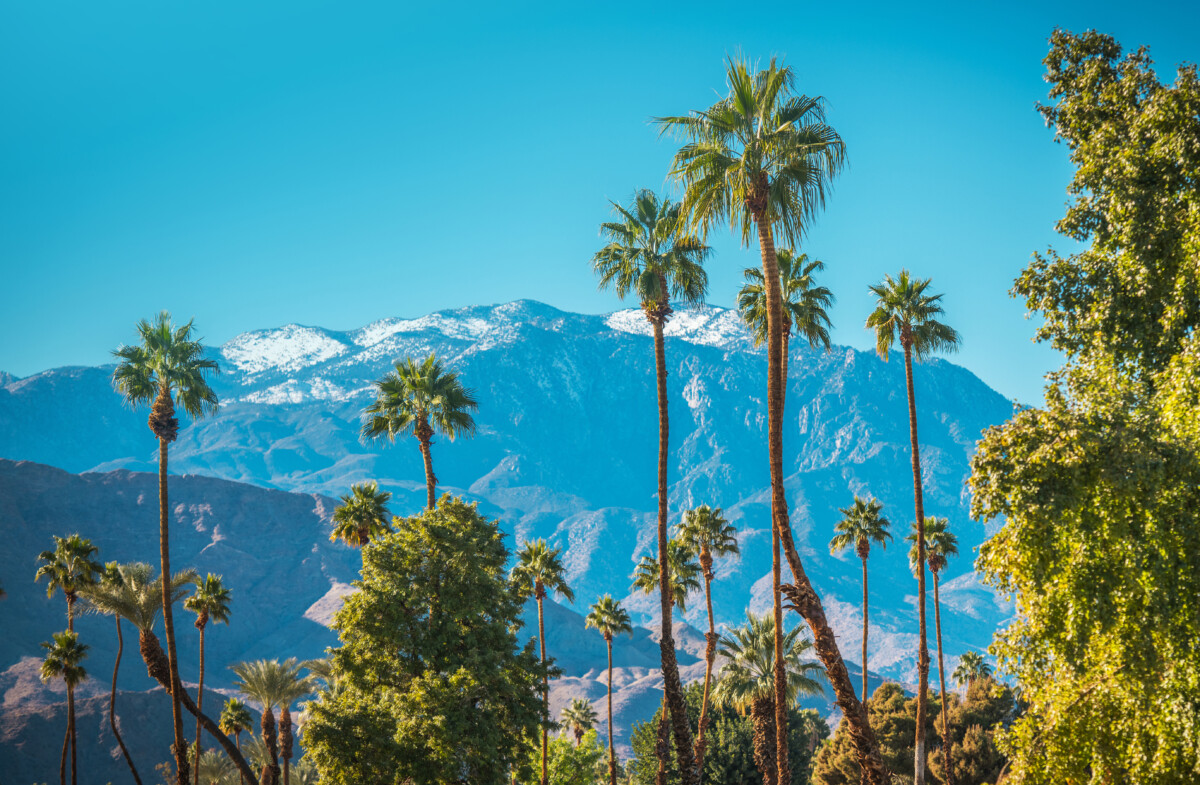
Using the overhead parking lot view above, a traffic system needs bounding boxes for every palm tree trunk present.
[862,556,870,707]
[263,707,280,785]
[934,572,954,785]
[236,731,245,785]
[60,713,68,785]
[773,328,791,785]
[111,618,143,785]
[417,419,437,510]
[607,637,617,785]
[651,316,700,785]
[655,694,669,785]
[753,216,888,785]
[281,707,292,785]
[750,695,778,785]
[158,435,189,785]
[903,342,930,785]
[66,596,74,632]
[193,624,206,785]
[537,592,548,785]
[69,683,77,785]
[695,565,716,770]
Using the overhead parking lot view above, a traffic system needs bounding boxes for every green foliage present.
[585,595,632,642]
[185,573,231,628]
[81,563,197,632]
[628,681,829,785]
[865,270,960,361]
[40,630,88,689]
[360,353,478,444]
[906,517,958,575]
[329,481,393,547]
[951,653,991,688]
[35,533,101,610]
[518,729,606,785]
[829,496,892,561]
[512,538,575,603]
[709,611,825,710]
[110,311,220,419]
[630,537,700,611]
[231,658,313,712]
[219,698,253,738]
[303,496,548,784]
[738,249,834,349]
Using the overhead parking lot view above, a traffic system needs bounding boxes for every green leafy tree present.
[329,481,393,547]
[950,653,991,690]
[41,630,88,785]
[658,58,881,785]
[561,699,599,746]
[185,575,232,785]
[970,28,1200,785]
[586,595,633,785]
[230,659,313,785]
[866,270,959,785]
[592,187,710,785]
[676,504,739,768]
[361,354,478,509]
[303,496,548,784]
[828,496,892,706]
[219,698,254,785]
[520,729,607,785]
[513,539,575,785]
[35,534,101,631]
[112,312,220,785]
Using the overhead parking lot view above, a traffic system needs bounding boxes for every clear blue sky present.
[2,1,1197,403]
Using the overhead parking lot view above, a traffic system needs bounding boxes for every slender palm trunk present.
[607,637,617,785]
[655,694,669,785]
[934,571,953,785]
[773,329,790,785]
[66,596,75,631]
[537,590,548,785]
[861,554,870,707]
[903,342,930,785]
[111,618,143,785]
[69,683,77,785]
[281,707,292,785]
[753,215,888,785]
[158,436,189,785]
[236,731,245,785]
[651,315,699,785]
[263,707,280,785]
[60,714,68,785]
[695,558,717,769]
[417,419,437,509]
[193,624,206,785]
[750,695,778,785]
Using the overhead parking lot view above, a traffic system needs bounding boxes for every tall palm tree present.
[908,516,960,785]
[592,188,710,785]
[585,595,633,785]
[829,496,893,706]
[185,574,232,785]
[710,611,826,785]
[867,271,959,785]
[328,482,393,547]
[35,533,102,631]
[81,563,144,785]
[112,312,219,785]
[220,698,254,785]
[361,353,478,510]
[657,56,882,785]
[951,651,992,690]
[41,630,88,785]
[511,539,575,785]
[561,699,599,746]
[231,659,313,785]
[676,504,740,766]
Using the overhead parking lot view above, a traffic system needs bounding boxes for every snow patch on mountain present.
[605,305,756,349]
[222,325,350,374]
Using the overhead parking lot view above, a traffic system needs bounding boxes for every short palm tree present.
[511,539,574,785]
[185,574,232,785]
[951,651,992,689]
[585,595,633,785]
[361,353,478,510]
[35,533,102,631]
[593,188,710,784]
[329,482,393,547]
[112,312,219,785]
[868,271,959,785]
[220,698,254,785]
[81,563,144,785]
[676,504,740,766]
[41,630,88,785]
[829,496,893,705]
[561,698,599,746]
[909,516,960,785]
[711,611,826,785]
[192,748,234,785]
[231,659,313,785]
[658,56,879,785]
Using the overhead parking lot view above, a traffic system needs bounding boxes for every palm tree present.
[35,533,102,630]
[829,496,893,706]
[867,271,960,785]
[561,699,599,746]
[592,187,710,785]
[112,312,220,785]
[676,504,740,766]
[41,630,88,785]
[185,574,232,785]
[711,611,826,785]
[657,56,881,785]
[951,651,992,689]
[511,539,574,785]
[909,516,960,785]
[231,659,313,785]
[81,563,144,785]
[192,749,235,785]
[329,482,393,547]
[220,698,254,785]
[585,595,633,785]
[361,353,478,509]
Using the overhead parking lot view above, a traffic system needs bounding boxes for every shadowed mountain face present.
[0,299,1013,768]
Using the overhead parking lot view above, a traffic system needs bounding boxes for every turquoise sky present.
[2,1,1197,403]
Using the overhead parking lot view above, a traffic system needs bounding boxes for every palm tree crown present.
[952,652,993,687]
[830,496,893,561]
[330,482,393,547]
[592,189,710,323]
[82,564,199,632]
[585,595,633,642]
[677,505,740,576]
[710,612,826,709]
[361,354,478,445]
[907,517,960,575]
[866,271,960,361]
[220,698,253,737]
[739,250,834,349]
[231,659,314,713]
[35,534,102,621]
[511,539,575,603]
[632,537,702,612]
[40,630,88,688]
[184,574,232,629]
[561,699,599,743]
